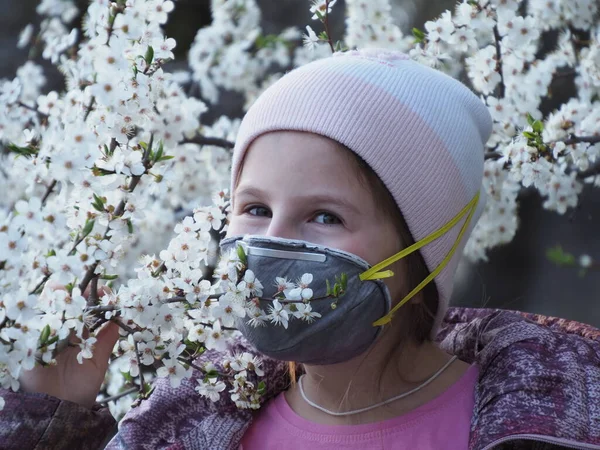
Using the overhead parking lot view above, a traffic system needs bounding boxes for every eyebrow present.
[234,186,361,216]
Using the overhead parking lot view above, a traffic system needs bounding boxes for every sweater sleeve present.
[0,388,117,450]
[0,337,290,450]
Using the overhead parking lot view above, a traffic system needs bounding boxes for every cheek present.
[226,214,262,237]
[383,260,409,304]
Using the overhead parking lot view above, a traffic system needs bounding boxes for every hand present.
[18,287,120,409]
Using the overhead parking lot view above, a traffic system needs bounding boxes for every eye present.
[245,206,272,218]
[312,212,342,225]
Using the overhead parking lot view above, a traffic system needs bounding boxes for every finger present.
[83,282,113,301]
[94,321,120,363]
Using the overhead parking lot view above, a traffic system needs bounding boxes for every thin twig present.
[41,180,57,205]
[492,25,505,99]
[257,293,340,304]
[560,135,600,146]
[86,304,119,313]
[99,386,138,404]
[134,340,146,394]
[79,138,153,293]
[569,26,580,65]
[181,135,235,150]
[112,319,136,334]
[163,294,221,304]
[87,276,99,307]
[176,357,227,377]
[83,97,96,122]
[198,321,237,331]
[485,151,502,161]
[79,265,100,295]
[89,317,110,333]
[577,160,600,180]
[323,0,335,53]
[29,274,51,295]
[17,101,49,120]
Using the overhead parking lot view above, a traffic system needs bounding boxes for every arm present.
[0,388,116,450]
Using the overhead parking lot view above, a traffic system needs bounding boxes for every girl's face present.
[228,131,403,284]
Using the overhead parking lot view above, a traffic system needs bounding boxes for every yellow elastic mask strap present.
[365,192,480,327]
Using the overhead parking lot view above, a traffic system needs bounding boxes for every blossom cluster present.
[410,0,600,260]
[0,0,598,416]
[214,248,332,330]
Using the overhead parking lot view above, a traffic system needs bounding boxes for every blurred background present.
[2,0,598,326]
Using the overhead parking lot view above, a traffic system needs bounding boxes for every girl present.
[5,49,600,450]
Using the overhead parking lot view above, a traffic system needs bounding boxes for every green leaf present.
[532,120,544,134]
[121,371,134,383]
[39,324,51,345]
[325,279,331,296]
[82,219,95,237]
[522,131,536,140]
[92,166,116,176]
[257,380,266,395]
[315,9,325,22]
[154,141,164,162]
[157,155,174,162]
[92,193,105,212]
[143,384,154,396]
[340,272,347,290]
[139,141,148,151]
[412,27,425,43]
[333,283,341,297]
[546,245,576,267]
[7,143,38,158]
[103,144,115,157]
[144,46,154,67]
[46,335,59,346]
[237,244,247,266]
[526,113,536,127]
[127,219,134,234]
[205,369,218,379]
[100,274,119,280]
[254,34,279,49]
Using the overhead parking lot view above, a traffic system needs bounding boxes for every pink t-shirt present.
[240,364,478,450]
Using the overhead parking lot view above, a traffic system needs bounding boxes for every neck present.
[286,329,467,425]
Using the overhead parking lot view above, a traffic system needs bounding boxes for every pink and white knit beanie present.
[231,48,493,333]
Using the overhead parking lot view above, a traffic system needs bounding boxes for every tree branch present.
[492,25,506,99]
[86,304,119,313]
[176,356,227,377]
[41,180,57,205]
[198,321,237,331]
[17,101,49,120]
[99,386,138,404]
[112,318,136,334]
[79,137,153,294]
[134,340,146,394]
[181,135,235,150]
[577,160,600,180]
[485,151,502,161]
[29,274,51,295]
[87,276,99,307]
[560,135,600,146]
[323,0,335,53]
